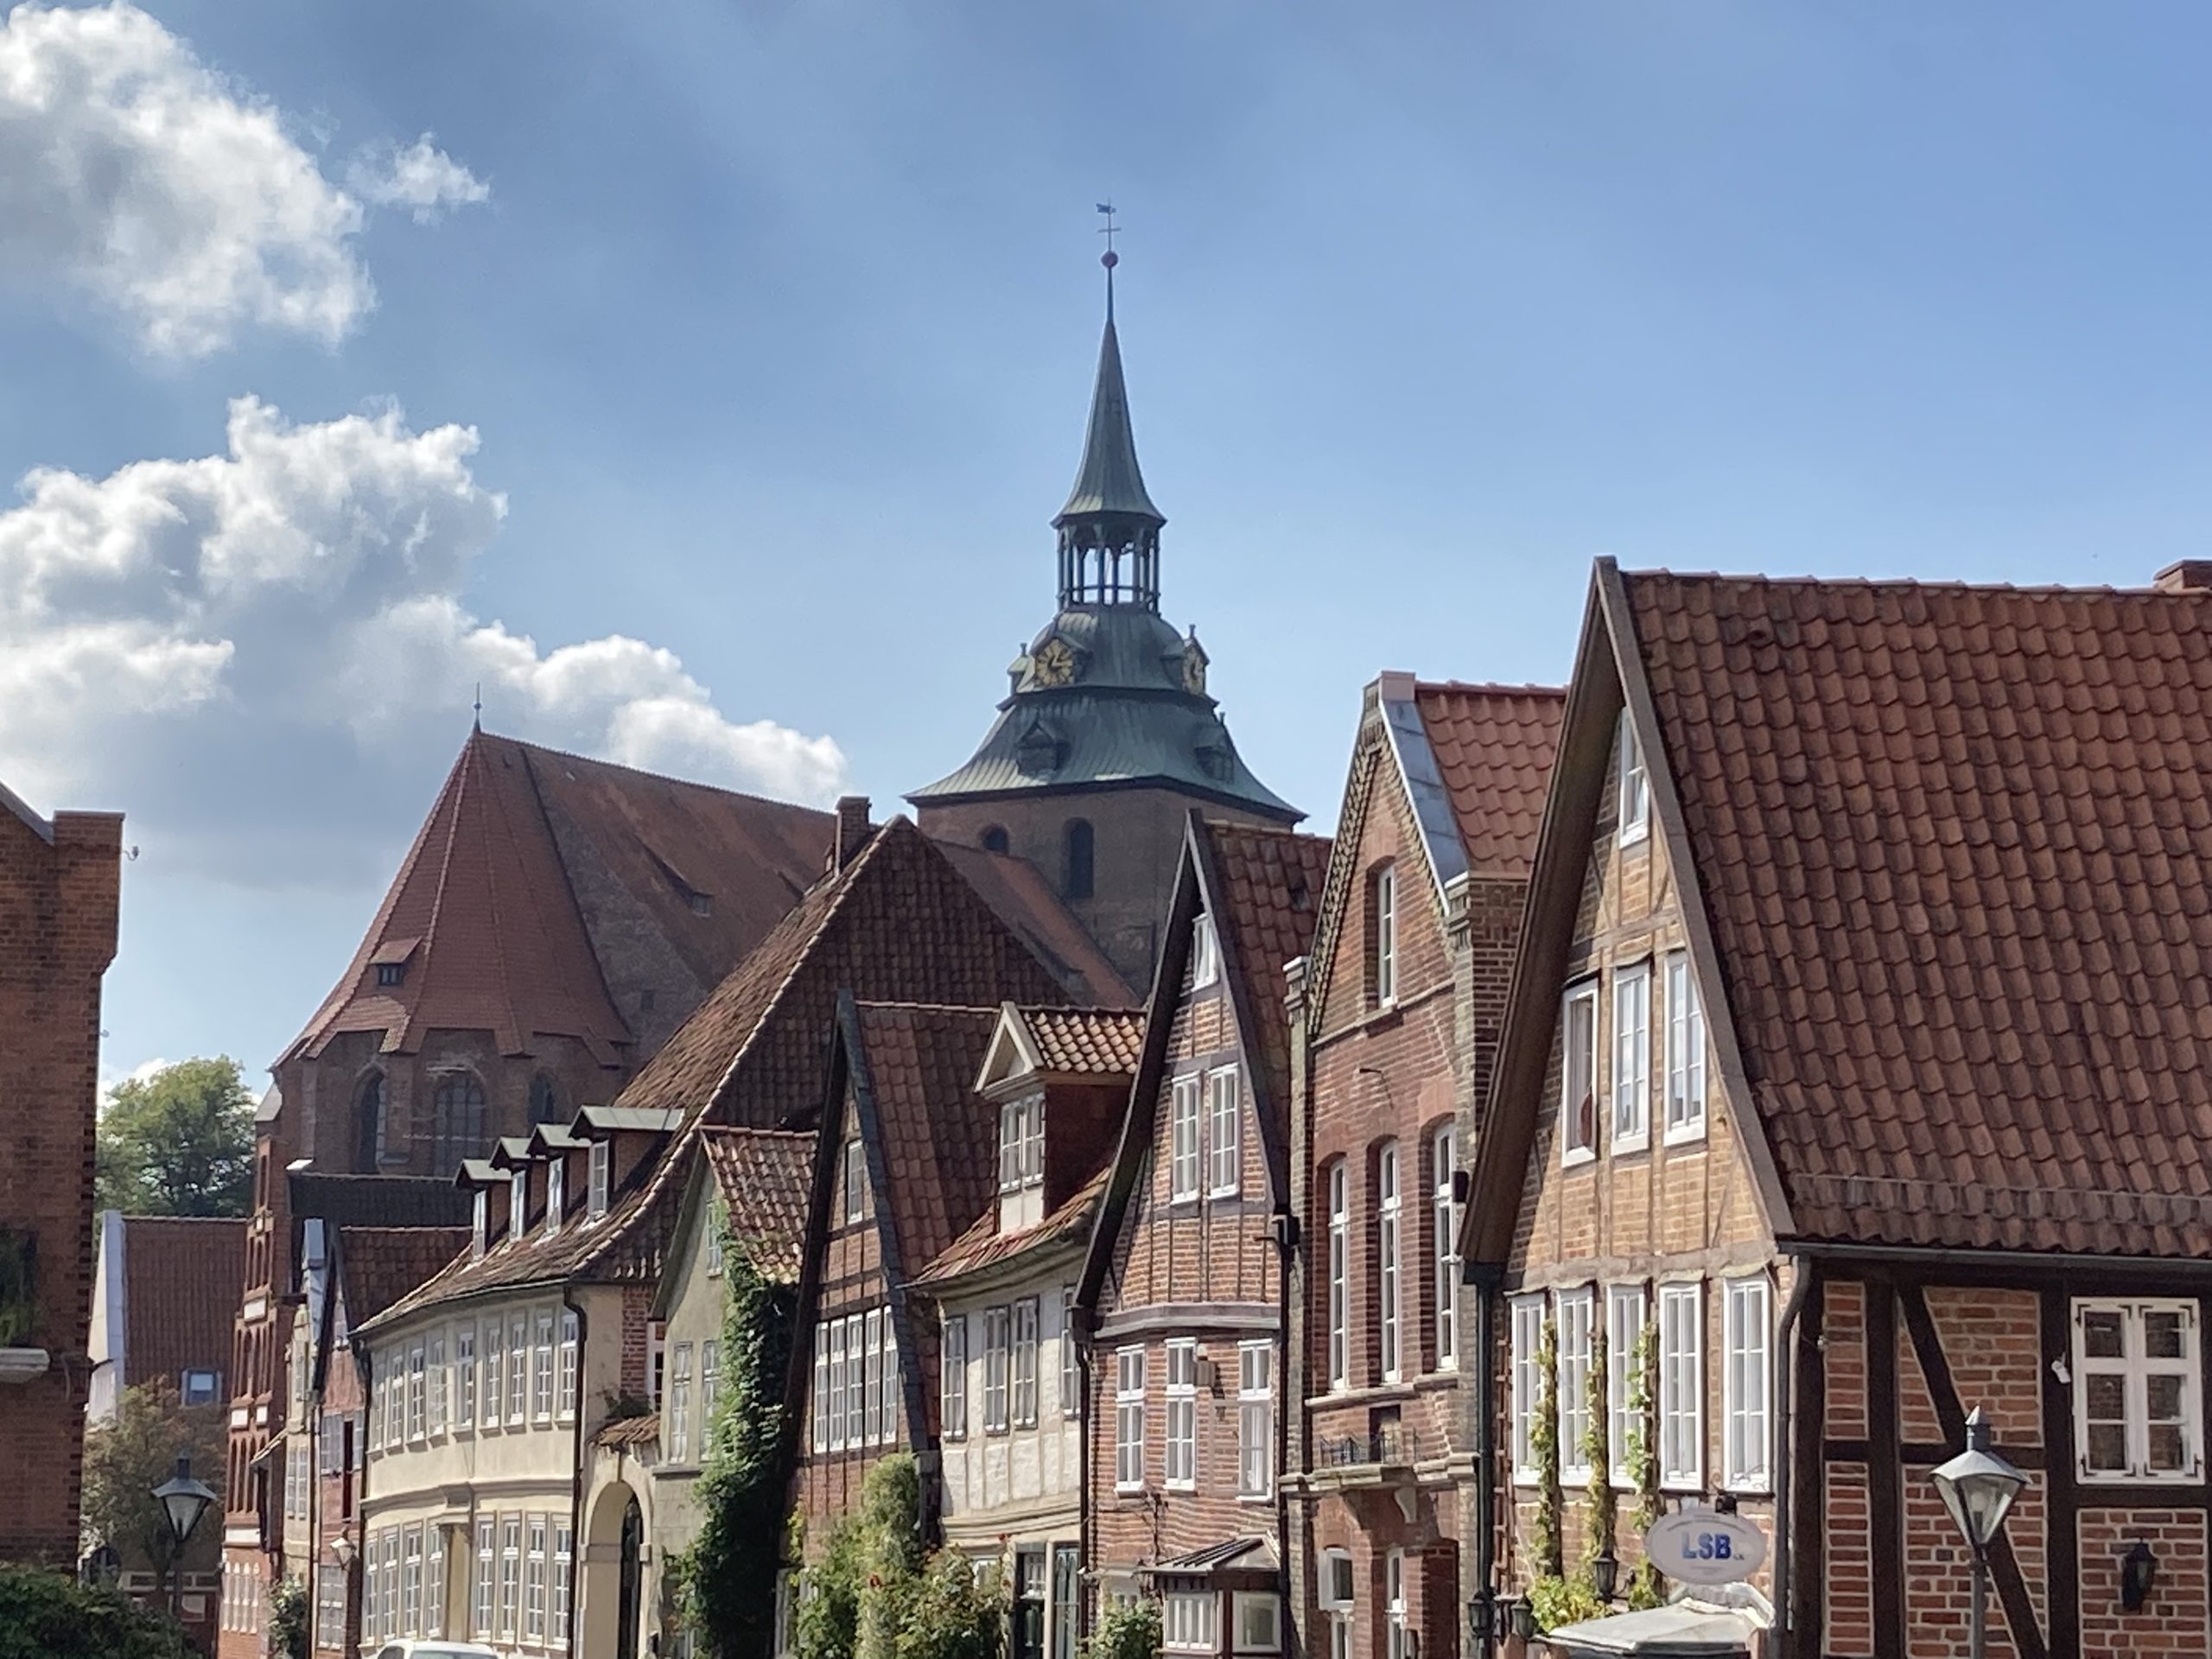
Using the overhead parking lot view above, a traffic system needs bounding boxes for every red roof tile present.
[1414,683,1567,879]
[596,1413,659,1447]
[1623,570,2212,1257]
[1204,821,1334,1126]
[336,1227,472,1325]
[118,1217,244,1389]
[698,1128,813,1283]
[1022,1007,1147,1076]
[933,842,1134,1007]
[852,1002,1003,1282]
[913,1169,1106,1287]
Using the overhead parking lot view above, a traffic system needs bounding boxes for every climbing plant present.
[669,1236,798,1659]
[267,1574,309,1659]
[1529,1313,1563,1579]
[1624,1318,1667,1611]
[1583,1317,1615,1580]
[794,1455,1003,1659]
[1083,1599,1160,1659]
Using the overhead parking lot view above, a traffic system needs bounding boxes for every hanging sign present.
[1643,1510,1768,1586]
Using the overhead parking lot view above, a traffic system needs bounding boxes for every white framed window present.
[1612,961,1651,1152]
[481,1319,502,1429]
[823,1318,846,1450]
[1327,1162,1350,1389]
[473,1189,488,1260]
[942,1314,968,1440]
[1170,1075,1202,1201]
[1238,1341,1273,1498]
[1606,1284,1648,1488]
[1377,1141,1402,1382]
[999,1096,1045,1194]
[408,1342,427,1441]
[498,1516,521,1642]
[557,1309,579,1420]
[702,1337,719,1421]
[524,1516,547,1642]
[505,1316,527,1425]
[455,1325,476,1428]
[863,1309,883,1446]
[1115,1346,1146,1491]
[1557,1287,1595,1483]
[181,1368,219,1406]
[842,1136,866,1224]
[1723,1276,1771,1491]
[845,1313,868,1446]
[545,1159,563,1236]
[984,1306,1011,1433]
[509,1170,528,1240]
[551,1523,573,1648]
[426,1522,445,1637]
[1191,912,1220,988]
[1164,1591,1217,1654]
[1663,951,1707,1142]
[1320,1552,1354,1659]
[1012,1298,1039,1427]
[812,1320,832,1451]
[1385,1549,1409,1659]
[1059,1286,1079,1417]
[1618,715,1649,843]
[1372,863,1398,1006]
[1658,1281,1703,1488]
[669,1341,694,1462]
[428,1336,447,1435]
[1562,981,1599,1163]
[2075,1298,2202,1482]
[588,1139,611,1218]
[1208,1066,1242,1197]
[708,1209,725,1276]
[473,1519,495,1638]
[1166,1338,1198,1488]
[1235,1592,1282,1653]
[1510,1294,1545,1481]
[532,1310,555,1423]
[1433,1125,1460,1368]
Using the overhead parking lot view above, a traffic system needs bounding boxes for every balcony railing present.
[1316,1423,1419,1470]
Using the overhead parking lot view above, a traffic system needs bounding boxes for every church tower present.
[911,245,1300,988]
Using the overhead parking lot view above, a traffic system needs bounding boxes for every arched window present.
[529,1075,559,1127]
[431,1073,487,1173]
[355,1074,386,1172]
[981,825,1010,855]
[1063,819,1095,901]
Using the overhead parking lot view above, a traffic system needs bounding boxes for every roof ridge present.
[1621,568,2196,600]
[486,730,836,817]
[1412,679,1569,699]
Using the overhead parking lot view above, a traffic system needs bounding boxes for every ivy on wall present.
[796,1455,1004,1659]
[1623,1319,1666,1610]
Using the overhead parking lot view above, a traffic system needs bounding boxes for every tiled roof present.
[912,1169,1106,1287]
[285,729,831,1067]
[118,1217,244,1388]
[1205,821,1334,1134]
[1624,569,2212,1257]
[933,841,1133,1007]
[595,1414,659,1447]
[289,1171,473,1231]
[1413,683,1567,879]
[698,1128,814,1283]
[1021,1007,1147,1076]
[336,1227,473,1325]
[854,1003,1004,1284]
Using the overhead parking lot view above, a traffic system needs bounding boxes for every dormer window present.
[376,962,407,988]
[508,1171,528,1242]
[473,1191,488,1262]
[999,1096,1045,1230]
[588,1140,611,1219]
[688,892,714,918]
[1190,914,1219,989]
[545,1160,563,1237]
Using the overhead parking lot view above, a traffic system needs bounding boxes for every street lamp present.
[152,1453,217,1621]
[1931,1407,2026,1659]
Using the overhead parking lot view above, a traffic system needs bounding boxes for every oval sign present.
[1643,1510,1769,1586]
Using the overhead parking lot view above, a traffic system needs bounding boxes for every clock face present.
[1032,637,1078,688]
[1182,643,1208,695]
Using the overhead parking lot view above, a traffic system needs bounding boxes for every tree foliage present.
[1529,1313,1563,1579]
[96,1057,254,1217]
[795,1455,1004,1659]
[79,1381,227,1584]
[1083,1599,1160,1659]
[0,1564,193,1659]
[269,1575,310,1659]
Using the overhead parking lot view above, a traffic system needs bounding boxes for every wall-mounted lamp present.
[2121,1541,2157,1613]
[1591,1545,1619,1604]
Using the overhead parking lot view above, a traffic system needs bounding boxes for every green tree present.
[80,1381,228,1598]
[795,1457,1002,1659]
[96,1057,255,1217]
[0,1564,193,1659]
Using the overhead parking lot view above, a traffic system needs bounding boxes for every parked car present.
[369,1644,501,1659]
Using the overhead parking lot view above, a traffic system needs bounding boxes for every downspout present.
[1469,1265,1500,1659]
[1274,1211,1296,1657]
[1075,1307,1094,1637]
[1770,1255,1813,1659]
[566,1290,588,1652]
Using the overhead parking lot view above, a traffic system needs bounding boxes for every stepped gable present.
[1622,569,2212,1256]
[698,1128,814,1283]
[1412,682,1567,878]
[284,728,833,1065]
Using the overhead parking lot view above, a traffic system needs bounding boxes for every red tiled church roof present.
[1414,683,1567,880]
[1623,569,2212,1257]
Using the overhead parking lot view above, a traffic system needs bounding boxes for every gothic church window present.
[529,1075,558,1127]
[357,1074,387,1171]
[431,1073,487,1173]
[1063,820,1095,901]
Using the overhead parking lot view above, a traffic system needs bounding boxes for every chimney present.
[834,796,875,871]
[2154,560,2212,594]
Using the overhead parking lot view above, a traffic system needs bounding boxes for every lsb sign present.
[1643,1510,1769,1586]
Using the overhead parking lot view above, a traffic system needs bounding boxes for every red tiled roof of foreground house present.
[913,1169,1108,1287]
[337,1227,473,1325]
[854,1003,1004,1280]
[1413,683,1567,880]
[1022,1007,1147,1076]
[286,729,832,1065]
[698,1128,814,1283]
[1622,569,2212,1257]
[596,1414,660,1448]
[119,1217,245,1389]
[1205,821,1334,1129]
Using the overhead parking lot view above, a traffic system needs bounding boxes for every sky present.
[7,2,2212,1092]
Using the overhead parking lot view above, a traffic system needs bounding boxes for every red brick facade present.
[0,791,122,1567]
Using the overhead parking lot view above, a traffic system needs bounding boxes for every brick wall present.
[2079,1509,2209,1657]
[0,802,122,1566]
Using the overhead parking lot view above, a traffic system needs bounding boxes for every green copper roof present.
[1055,315,1163,526]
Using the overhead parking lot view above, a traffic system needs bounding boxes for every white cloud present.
[347,133,489,224]
[0,3,487,355]
[0,397,849,884]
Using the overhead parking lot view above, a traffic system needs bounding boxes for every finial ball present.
[1101,250,1119,270]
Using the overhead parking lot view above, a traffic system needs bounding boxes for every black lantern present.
[2121,1541,2158,1613]
[151,1453,216,1618]
[1510,1598,1536,1643]
[1930,1408,2026,1659]
[1591,1545,1619,1604]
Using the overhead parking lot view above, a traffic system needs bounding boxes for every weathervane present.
[473,681,483,731]
[1096,201,1121,315]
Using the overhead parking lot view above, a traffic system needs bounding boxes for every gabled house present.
[1079,814,1332,1658]
[908,1002,1145,1659]
[1467,562,2212,1659]
[1285,677,1562,1659]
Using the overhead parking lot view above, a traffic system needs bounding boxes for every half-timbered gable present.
[1471,561,2212,1659]
[1288,676,1561,1659]
[1082,814,1332,1651]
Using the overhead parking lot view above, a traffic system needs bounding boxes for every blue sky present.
[4,1,2211,1089]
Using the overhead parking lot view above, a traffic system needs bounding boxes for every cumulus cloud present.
[0,397,848,884]
[0,3,486,355]
[347,134,490,224]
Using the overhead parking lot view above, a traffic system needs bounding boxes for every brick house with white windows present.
[1285,678,1561,1659]
[1466,562,2212,1658]
[1081,814,1333,1656]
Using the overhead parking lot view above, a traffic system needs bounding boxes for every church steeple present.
[1054,241,1165,611]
